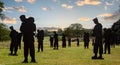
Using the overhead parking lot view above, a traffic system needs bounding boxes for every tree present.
[112,19,120,35]
[57,29,63,35]
[0,23,10,41]
[0,1,10,41]
[64,23,84,37]
[0,1,4,17]
[69,23,83,30]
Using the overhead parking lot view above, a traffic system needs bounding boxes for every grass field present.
[0,37,120,65]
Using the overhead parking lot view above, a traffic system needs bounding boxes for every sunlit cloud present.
[41,7,52,11]
[61,4,73,10]
[103,0,120,21]
[98,13,119,21]
[76,1,84,6]
[14,0,22,2]
[78,17,90,21]
[2,16,17,24]
[2,6,27,13]
[76,0,101,6]
[104,13,120,21]
[27,0,36,4]
[85,0,101,5]
[99,13,113,17]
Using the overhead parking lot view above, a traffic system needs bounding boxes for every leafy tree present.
[57,29,63,35]
[0,1,4,17]
[112,19,120,35]
[0,23,10,41]
[69,23,83,30]
[64,23,84,37]
[0,1,10,41]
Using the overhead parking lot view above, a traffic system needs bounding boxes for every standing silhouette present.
[110,31,116,48]
[17,32,22,49]
[92,38,95,46]
[53,31,58,50]
[77,37,79,47]
[9,26,18,56]
[20,15,36,63]
[92,18,104,59]
[68,37,71,47]
[62,33,66,48]
[103,28,111,54]
[49,35,53,48]
[37,30,44,52]
[83,32,90,49]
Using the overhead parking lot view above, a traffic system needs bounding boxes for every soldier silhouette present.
[83,32,90,49]
[53,31,58,50]
[9,26,18,56]
[103,28,111,54]
[92,18,104,59]
[49,35,53,48]
[77,37,79,47]
[17,32,22,49]
[20,15,36,63]
[68,37,71,47]
[37,30,44,52]
[62,33,66,48]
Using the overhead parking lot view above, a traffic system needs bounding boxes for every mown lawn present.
[0,37,120,65]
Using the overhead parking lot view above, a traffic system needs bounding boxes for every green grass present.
[0,37,120,65]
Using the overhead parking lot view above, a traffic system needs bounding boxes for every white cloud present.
[2,6,27,13]
[27,0,36,4]
[78,17,90,21]
[2,16,17,24]
[14,6,26,12]
[105,2,113,6]
[52,0,57,2]
[76,0,101,6]
[14,0,22,2]
[41,7,52,11]
[104,2,113,10]
[2,7,13,12]
[61,4,73,10]
[104,6,107,10]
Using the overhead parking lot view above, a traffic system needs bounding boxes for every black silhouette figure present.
[92,38,95,46]
[17,32,22,49]
[37,30,44,52]
[83,32,90,49]
[62,33,66,48]
[103,28,111,54]
[92,18,104,59]
[68,37,71,47]
[9,26,18,56]
[20,15,36,63]
[77,37,79,47]
[110,31,116,48]
[53,31,58,50]
[49,35,53,48]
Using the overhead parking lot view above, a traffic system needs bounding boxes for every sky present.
[0,0,120,30]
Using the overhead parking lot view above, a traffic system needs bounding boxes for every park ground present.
[0,37,120,65]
